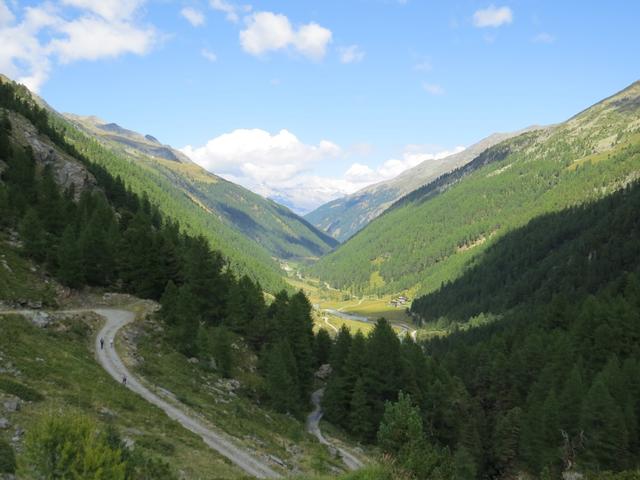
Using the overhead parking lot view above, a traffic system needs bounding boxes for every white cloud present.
[239,11,332,60]
[181,7,205,27]
[182,128,340,176]
[0,0,14,26]
[294,22,332,60]
[210,0,244,23]
[182,130,465,213]
[181,128,343,213]
[472,5,513,28]
[201,48,217,62]
[0,1,158,92]
[423,82,444,95]
[61,0,145,21]
[532,32,555,44]
[240,12,293,55]
[344,163,376,183]
[339,44,365,64]
[50,17,156,63]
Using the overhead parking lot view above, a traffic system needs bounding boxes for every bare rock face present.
[8,112,96,197]
[315,363,332,380]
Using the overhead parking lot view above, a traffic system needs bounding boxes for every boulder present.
[30,312,51,328]
[3,399,19,413]
[0,417,10,429]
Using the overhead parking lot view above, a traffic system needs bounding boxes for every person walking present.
[110,338,114,348]
[100,337,104,350]
[122,375,127,385]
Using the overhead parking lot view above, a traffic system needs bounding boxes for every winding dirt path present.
[306,388,364,471]
[93,308,280,479]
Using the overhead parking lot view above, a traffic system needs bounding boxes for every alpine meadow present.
[0,2,639,480]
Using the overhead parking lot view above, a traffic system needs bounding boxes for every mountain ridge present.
[305,127,539,242]
[309,80,640,296]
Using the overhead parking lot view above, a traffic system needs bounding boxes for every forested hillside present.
[410,181,640,323]
[0,77,324,418]
[309,81,640,297]
[0,76,337,293]
[319,181,640,479]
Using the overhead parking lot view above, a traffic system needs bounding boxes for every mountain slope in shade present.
[305,129,536,242]
[309,80,640,296]
[64,114,338,264]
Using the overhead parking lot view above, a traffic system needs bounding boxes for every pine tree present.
[265,341,300,416]
[57,225,84,288]
[170,287,201,357]
[377,391,424,456]
[313,328,332,368]
[350,376,374,441]
[579,376,629,470]
[212,326,233,378]
[492,407,522,476]
[286,291,315,403]
[559,362,585,437]
[323,326,353,428]
[19,208,47,261]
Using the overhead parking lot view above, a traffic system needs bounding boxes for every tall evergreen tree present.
[579,376,629,470]
[264,340,300,416]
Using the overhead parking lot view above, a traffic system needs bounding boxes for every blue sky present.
[1,1,639,213]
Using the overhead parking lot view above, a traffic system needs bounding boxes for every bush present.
[0,439,16,474]
[0,377,44,401]
[25,412,126,479]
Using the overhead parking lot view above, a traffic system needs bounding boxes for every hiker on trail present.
[110,339,114,348]
[100,337,104,350]
[122,375,127,385]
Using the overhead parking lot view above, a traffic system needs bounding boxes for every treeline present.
[411,181,640,323]
[322,285,640,478]
[422,275,640,478]
[0,81,319,416]
[316,184,640,478]
[321,320,479,477]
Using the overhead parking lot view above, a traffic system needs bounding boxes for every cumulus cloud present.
[50,17,156,63]
[0,1,157,92]
[239,12,293,55]
[423,82,444,95]
[181,128,344,213]
[239,11,332,60]
[338,45,365,64]
[181,128,340,179]
[181,7,205,27]
[182,129,464,213]
[472,5,513,28]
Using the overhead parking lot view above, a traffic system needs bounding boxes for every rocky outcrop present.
[7,112,96,197]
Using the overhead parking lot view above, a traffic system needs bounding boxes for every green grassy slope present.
[0,312,243,479]
[309,80,640,296]
[305,130,532,242]
[65,114,337,260]
[0,235,55,307]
